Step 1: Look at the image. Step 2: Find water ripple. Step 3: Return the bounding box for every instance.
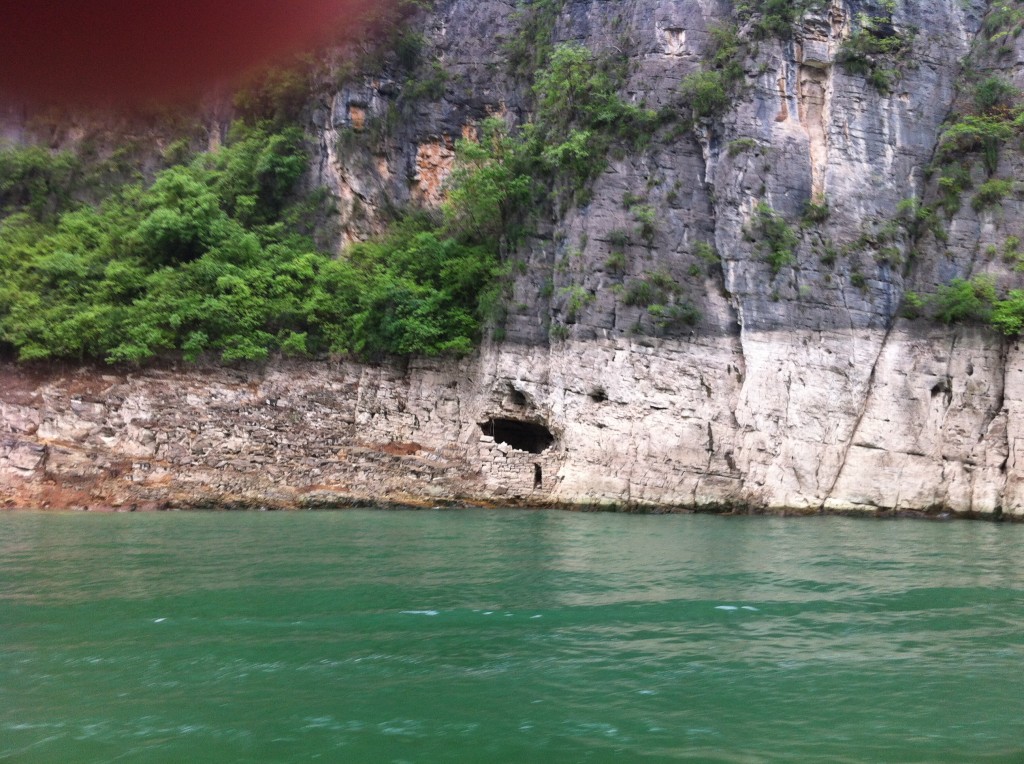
[2,511,1023,762]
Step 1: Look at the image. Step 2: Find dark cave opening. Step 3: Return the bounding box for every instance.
[480,418,554,454]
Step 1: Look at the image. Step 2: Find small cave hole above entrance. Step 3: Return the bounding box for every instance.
[480,418,554,454]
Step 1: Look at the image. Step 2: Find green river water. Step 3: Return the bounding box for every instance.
[1,510,1022,762]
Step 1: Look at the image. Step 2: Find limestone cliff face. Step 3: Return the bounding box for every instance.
[5,0,1024,517]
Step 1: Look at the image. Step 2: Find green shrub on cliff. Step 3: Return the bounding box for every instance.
[443,118,531,249]
[932,276,996,324]
[982,2,1024,43]
[504,0,565,80]
[974,76,1019,114]
[837,14,914,95]
[676,0,833,124]
[680,70,736,121]
[906,275,1024,338]
[936,114,1016,175]
[338,217,501,357]
[0,122,503,364]
[990,290,1024,334]
[751,202,798,276]
[0,146,81,221]
[735,0,828,40]
[679,25,744,121]
[972,178,1015,211]
[523,43,658,197]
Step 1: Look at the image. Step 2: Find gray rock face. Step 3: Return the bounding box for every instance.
[5,0,1024,517]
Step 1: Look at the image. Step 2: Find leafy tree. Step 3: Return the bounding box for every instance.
[0,146,80,220]
[443,118,531,248]
[0,121,504,364]
[679,25,744,121]
[524,43,657,197]
[344,219,501,357]
[932,276,996,324]
[991,290,1024,334]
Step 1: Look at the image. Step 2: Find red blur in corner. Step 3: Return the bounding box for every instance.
[0,0,385,107]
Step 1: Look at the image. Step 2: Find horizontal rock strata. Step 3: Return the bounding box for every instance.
[1,326,1019,517]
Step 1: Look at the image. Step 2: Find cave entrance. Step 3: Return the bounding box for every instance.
[480,418,554,454]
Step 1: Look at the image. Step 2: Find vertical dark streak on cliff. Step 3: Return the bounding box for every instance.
[818,319,898,510]
[990,336,1011,512]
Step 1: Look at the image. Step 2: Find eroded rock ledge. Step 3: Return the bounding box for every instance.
[2,324,1020,518]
